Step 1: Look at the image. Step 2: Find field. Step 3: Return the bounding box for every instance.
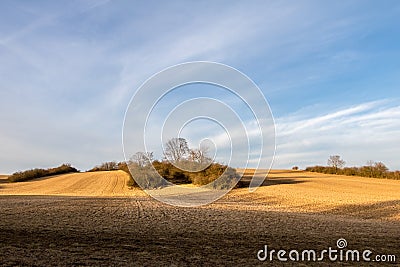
[0,170,399,266]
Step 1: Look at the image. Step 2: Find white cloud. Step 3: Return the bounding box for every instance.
[274,100,400,170]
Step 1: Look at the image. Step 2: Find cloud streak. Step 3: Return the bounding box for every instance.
[275,100,400,170]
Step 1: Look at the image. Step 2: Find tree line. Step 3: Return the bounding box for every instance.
[306,155,400,180]
[8,164,79,182]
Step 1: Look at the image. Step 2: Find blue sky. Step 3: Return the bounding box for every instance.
[1,0,400,173]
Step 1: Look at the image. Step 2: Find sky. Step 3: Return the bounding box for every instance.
[1,0,400,173]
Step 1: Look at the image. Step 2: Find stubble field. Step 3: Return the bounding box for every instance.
[0,170,399,266]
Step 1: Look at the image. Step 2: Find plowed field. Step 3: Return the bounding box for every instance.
[0,170,398,266]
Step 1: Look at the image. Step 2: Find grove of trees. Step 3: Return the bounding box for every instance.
[126,137,240,189]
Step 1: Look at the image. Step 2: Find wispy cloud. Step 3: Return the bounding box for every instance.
[275,100,400,170]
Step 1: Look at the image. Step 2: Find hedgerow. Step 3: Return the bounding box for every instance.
[8,164,79,182]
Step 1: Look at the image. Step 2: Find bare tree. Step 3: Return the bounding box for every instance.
[327,155,345,173]
[131,152,153,167]
[164,138,189,162]
[374,162,388,177]
[188,145,211,164]
[188,149,200,162]
[99,161,118,171]
[366,160,375,177]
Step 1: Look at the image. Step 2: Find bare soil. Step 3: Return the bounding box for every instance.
[0,170,399,266]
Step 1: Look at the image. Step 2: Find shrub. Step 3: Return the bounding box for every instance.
[124,160,240,189]
[88,161,119,172]
[8,164,79,182]
[127,162,165,189]
[205,166,240,190]
[152,160,191,184]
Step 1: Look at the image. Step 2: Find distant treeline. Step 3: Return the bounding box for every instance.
[305,163,400,180]
[8,164,79,182]
[88,161,125,172]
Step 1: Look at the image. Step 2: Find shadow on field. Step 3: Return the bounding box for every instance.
[238,176,307,188]
[327,200,400,220]
[0,178,7,189]
[262,178,307,186]
[269,170,306,174]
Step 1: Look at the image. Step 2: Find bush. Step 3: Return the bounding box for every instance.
[8,164,79,182]
[152,160,191,184]
[205,166,241,190]
[88,161,119,172]
[127,162,165,189]
[124,160,240,189]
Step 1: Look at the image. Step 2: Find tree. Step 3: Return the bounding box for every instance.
[366,160,375,177]
[327,155,345,174]
[102,161,118,171]
[188,146,211,164]
[364,161,388,178]
[373,162,388,177]
[131,152,153,167]
[89,161,118,171]
[164,138,189,162]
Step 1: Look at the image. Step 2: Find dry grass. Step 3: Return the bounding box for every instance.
[0,170,145,197]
